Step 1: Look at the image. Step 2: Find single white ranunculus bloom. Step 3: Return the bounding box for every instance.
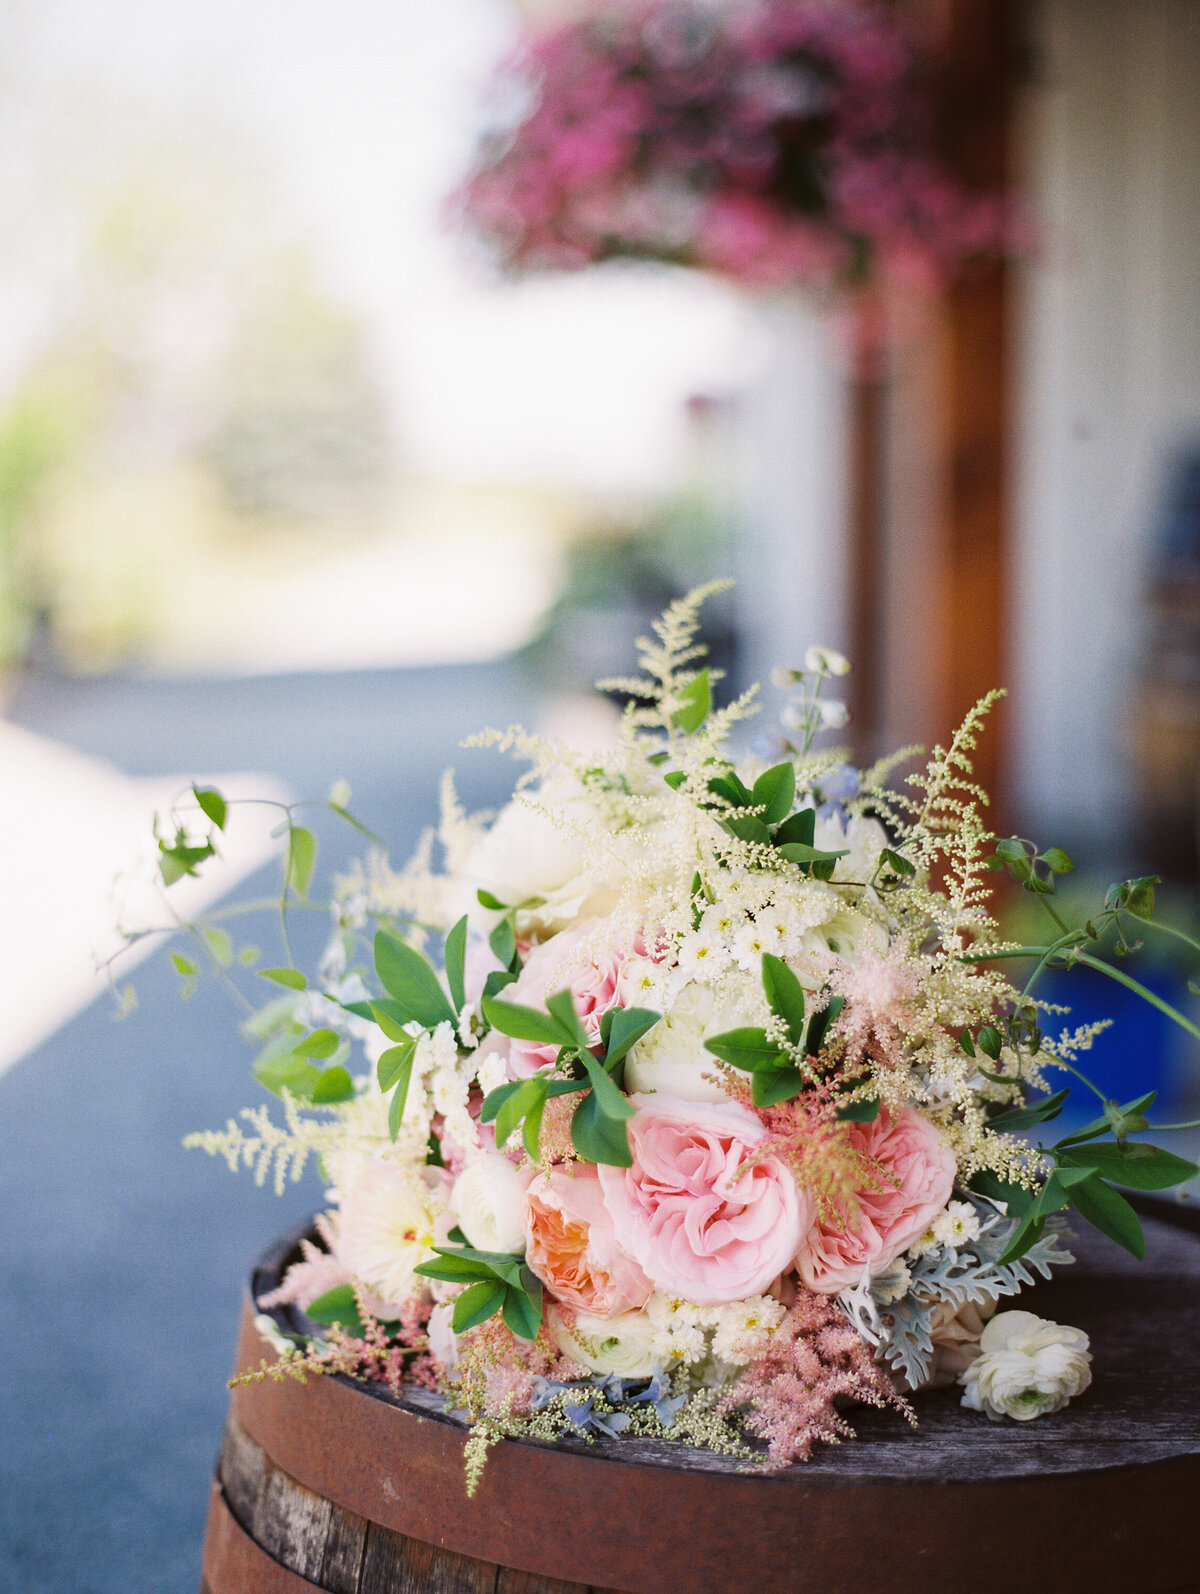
[624,979,764,1102]
[451,1155,532,1254]
[550,1304,660,1377]
[959,1309,1091,1421]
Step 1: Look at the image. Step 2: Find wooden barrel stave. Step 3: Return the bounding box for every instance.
[208,1413,616,1594]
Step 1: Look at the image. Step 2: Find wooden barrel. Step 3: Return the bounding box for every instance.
[202,1198,1200,1594]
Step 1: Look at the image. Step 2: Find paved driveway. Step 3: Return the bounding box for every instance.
[0,661,541,1594]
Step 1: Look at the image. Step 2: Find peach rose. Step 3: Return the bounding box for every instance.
[524,1165,653,1318]
[499,919,634,1078]
[598,1095,813,1306]
[797,1106,956,1294]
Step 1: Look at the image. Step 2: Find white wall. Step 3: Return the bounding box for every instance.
[1014,0,1200,851]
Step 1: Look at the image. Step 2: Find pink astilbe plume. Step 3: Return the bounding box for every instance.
[235,1289,435,1398]
[719,1068,871,1218]
[718,1291,913,1470]
[827,944,922,1075]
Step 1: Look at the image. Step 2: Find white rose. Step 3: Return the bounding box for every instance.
[959,1309,1092,1421]
[427,1300,461,1376]
[451,776,621,937]
[550,1304,660,1377]
[624,979,756,1102]
[451,1156,531,1254]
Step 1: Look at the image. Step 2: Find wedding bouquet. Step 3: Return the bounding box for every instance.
[459,0,1022,295]
[169,586,1196,1485]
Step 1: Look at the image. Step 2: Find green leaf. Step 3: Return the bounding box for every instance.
[304,1284,365,1335]
[752,1067,805,1107]
[976,1025,1003,1061]
[254,1047,321,1102]
[602,1007,661,1069]
[958,1029,976,1057]
[479,1080,523,1124]
[489,917,518,969]
[674,669,711,734]
[1055,1092,1158,1148]
[579,1053,636,1121]
[452,1279,508,1334]
[752,762,796,826]
[761,953,806,1046]
[370,999,417,1043]
[171,952,197,977]
[286,827,316,898]
[721,814,772,846]
[481,995,568,1047]
[494,1078,547,1151]
[260,967,307,991]
[1068,1174,1145,1259]
[312,1065,355,1104]
[663,770,687,792]
[1058,1141,1198,1191]
[968,1168,1034,1217]
[836,1096,881,1123]
[476,889,508,911]
[571,1091,633,1166]
[1041,847,1074,875]
[158,840,215,885]
[482,968,518,1001]
[502,1279,543,1341]
[374,930,456,1031]
[879,848,915,878]
[388,1067,410,1141]
[296,1027,340,1059]
[703,1026,783,1072]
[804,996,844,1057]
[522,1094,548,1162]
[444,915,468,1013]
[774,808,816,849]
[192,785,228,830]
[414,1252,495,1284]
[994,837,1028,863]
[377,1036,416,1093]
[776,842,849,868]
[546,988,591,1052]
[988,1088,1071,1133]
[201,926,234,967]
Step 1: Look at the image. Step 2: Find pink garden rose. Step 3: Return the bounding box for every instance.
[598,1095,812,1306]
[796,1106,956,1294]
[524,1164,653,1318]
[498,919,635,1078]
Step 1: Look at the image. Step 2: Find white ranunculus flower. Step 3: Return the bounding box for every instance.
[550,1304,660,1377]
[451,1155,531,1254]
[624,979,760,1102]
[814,811,889,885]
[450,775,621,938]
[335,1160,451,1315]
[959,1309,1092,1421]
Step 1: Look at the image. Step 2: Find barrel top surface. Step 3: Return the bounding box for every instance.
[250,1196,1200,1487]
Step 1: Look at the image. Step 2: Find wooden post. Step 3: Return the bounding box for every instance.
[854,0,1018,809]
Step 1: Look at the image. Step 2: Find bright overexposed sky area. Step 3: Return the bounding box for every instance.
[1,0,761,495]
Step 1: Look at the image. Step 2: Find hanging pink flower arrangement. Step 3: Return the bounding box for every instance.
[457,0,1021,295]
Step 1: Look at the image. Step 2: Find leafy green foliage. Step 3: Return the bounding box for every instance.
[443,915,468,1013]
[988,1088,1070,1133]
[192,784,227,830]
[414,1239,544,1340]
[673,668,711,733]
[304,1284,366,1336]
[761,953,806,1046]
[260,967,307,991]
[374,931,455,1031]
[479,993,659,1165]
[286,826,317,897]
